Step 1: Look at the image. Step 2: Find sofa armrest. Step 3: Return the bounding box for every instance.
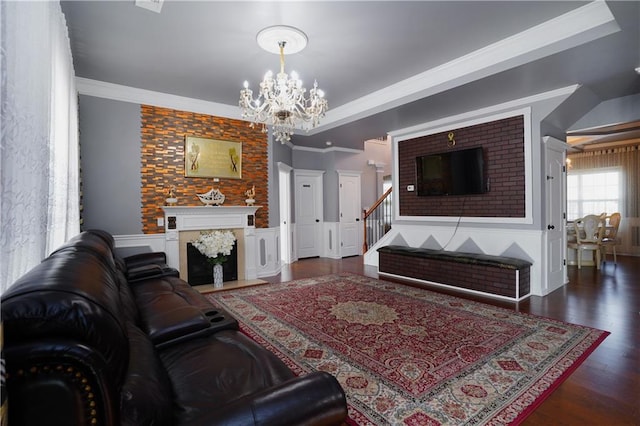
[127,264,179,283]
[124,252,168,269]
[132,277,238,348]
[124,252,179,282]
[203,371,347,426]
[4,339,118,426]
[140,304,212,345]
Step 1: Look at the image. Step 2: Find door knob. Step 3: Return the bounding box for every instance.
[547,225,555,230]
[315,219,320,223]
[356,218,360,222]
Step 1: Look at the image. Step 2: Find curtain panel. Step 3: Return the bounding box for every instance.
[568,144,640,257]
[0,1,79,292]
[567,145,639,217]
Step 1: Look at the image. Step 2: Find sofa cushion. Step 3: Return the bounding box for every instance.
[159,330,295,425]
[377,245,532,269]
[120,324,174,426]
[118,270,141,325]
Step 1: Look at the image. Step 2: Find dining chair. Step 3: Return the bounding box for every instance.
[567,214,606,269]
[601,212,622,264]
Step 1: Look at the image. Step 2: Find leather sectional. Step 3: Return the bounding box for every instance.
[1,230,347,425]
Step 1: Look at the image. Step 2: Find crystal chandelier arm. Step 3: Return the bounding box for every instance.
[239,27,328,143]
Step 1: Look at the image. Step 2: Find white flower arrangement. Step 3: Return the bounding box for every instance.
[191,229,236,265]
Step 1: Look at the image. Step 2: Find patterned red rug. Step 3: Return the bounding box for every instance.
[206,273,608,425]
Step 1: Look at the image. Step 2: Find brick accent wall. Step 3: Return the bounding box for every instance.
[379,252,531,299]
[140,105,268,233]
[398,115,525,217]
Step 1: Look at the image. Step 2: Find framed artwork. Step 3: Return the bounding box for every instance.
[184,136,242,179]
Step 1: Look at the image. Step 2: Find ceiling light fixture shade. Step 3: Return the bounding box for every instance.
[239,26,328,144]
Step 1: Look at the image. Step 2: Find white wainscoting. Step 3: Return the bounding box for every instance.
[323,222,341,259]
[254,228,281,278]
[365,224,546,296]
[114,228,283,279]
[291,223,298,263]
[113,233,167,254]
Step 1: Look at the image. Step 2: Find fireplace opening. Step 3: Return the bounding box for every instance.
[186,241,238,286]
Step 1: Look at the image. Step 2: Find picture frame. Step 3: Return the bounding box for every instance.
[184,136,242,179]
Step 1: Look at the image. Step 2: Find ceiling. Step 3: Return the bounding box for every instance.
[61,1,640,150]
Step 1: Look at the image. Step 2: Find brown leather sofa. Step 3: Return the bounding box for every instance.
[1,230,347,426]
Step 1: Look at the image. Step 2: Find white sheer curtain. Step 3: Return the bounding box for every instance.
[568,145,639,217]
[47,3,80,253]
[0,1,79,292]
[567,145,640,256]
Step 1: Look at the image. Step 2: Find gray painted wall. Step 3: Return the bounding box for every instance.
[289,145,392,222]
[269,138,292,227]
[334,143,391,210]
[76,95,387,233]
[569,93,640,130]
[291,149,339,221]
[322,151,338,222]
[79,95,141,235]
[77,90,630,236]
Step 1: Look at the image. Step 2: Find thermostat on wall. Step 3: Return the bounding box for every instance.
[407,185,415,192]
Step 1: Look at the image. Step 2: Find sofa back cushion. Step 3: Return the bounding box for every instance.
[120,324,174,426]
[49,230,117,268]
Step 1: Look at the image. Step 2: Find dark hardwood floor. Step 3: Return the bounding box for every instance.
[263,255,640,425]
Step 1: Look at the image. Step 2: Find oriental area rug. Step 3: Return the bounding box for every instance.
[206,273,608,425]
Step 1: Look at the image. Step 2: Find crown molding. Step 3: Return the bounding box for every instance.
[305,0,618,134]
[76,77,242,119]
[389,84,579,139]
[291,145,363,154]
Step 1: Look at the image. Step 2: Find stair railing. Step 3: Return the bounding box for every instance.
[363,187,393,253]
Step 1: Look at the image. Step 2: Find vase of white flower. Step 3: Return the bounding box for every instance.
[191,230,236,288]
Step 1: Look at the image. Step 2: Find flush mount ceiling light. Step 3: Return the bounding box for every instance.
[239,25,328,144]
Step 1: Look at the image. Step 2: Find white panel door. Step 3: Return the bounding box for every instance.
[295,171,323,258]
[339,172,361,257]
[545,137,568,293]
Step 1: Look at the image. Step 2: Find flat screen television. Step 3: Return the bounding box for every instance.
[416,147,486,196]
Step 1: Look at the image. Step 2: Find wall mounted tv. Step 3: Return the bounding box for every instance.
[415,146,486,196]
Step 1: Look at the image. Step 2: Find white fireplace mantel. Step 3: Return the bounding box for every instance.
[162,206,261,280]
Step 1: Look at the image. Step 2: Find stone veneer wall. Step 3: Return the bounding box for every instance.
[140,105,268,233]
[398,115,525,217]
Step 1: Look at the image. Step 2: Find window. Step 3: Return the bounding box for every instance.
[567,168,621,221]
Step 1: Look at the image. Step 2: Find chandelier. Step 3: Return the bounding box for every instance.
[239,26,328,144]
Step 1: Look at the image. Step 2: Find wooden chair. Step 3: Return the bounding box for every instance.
[601,212,621,264]
[567,214,606,269]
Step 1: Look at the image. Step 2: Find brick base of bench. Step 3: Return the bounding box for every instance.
[377,246,531,301]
